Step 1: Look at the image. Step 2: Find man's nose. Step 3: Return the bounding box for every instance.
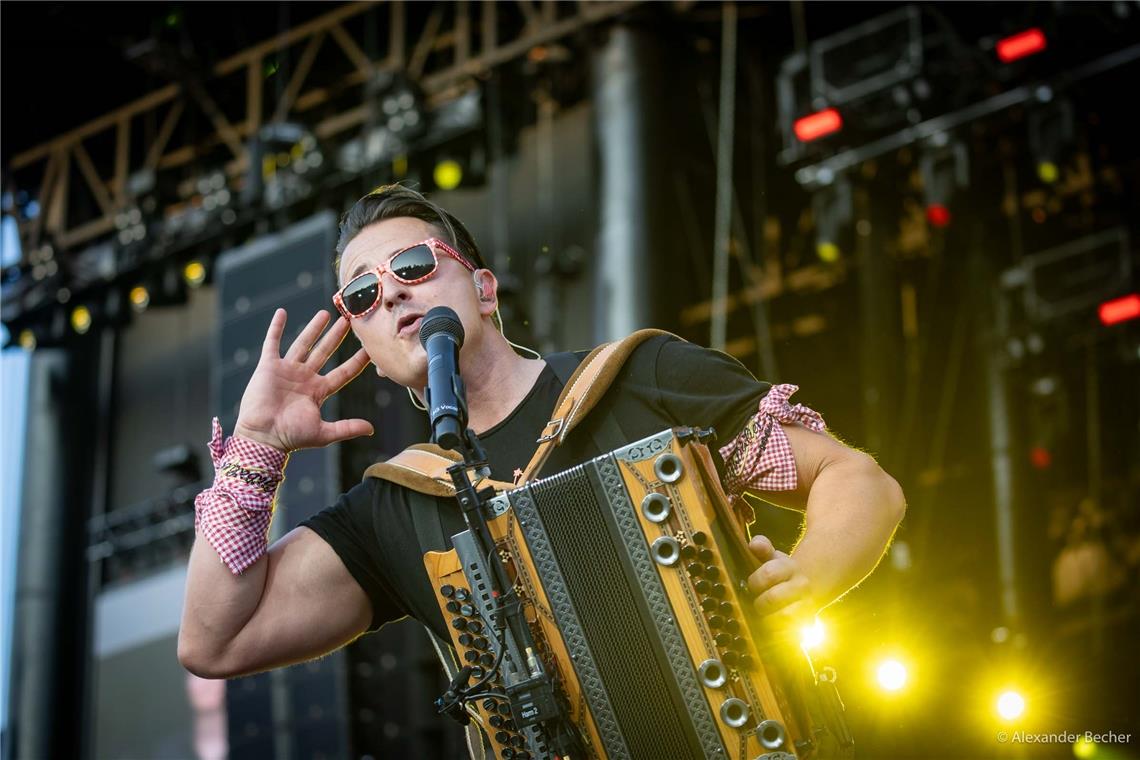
[382,273,412,309]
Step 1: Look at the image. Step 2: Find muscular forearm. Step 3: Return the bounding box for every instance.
[179,532,269,675]
[790,454,906,611]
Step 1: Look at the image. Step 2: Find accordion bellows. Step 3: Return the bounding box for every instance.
[424,427,851,759]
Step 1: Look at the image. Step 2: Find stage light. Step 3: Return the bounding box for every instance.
[434,159,463,191]
[876,659,908,692]
[800,619,826,652]
[129,285,151,312]
[18,329,36,350]
[996,689,1026,721]
[816,242,841,263]
[925,204,952,228]
[997,28,1047,64]
[70,305,93,335]
[1073,736,1097,759]
[1098,293,1140,326]
[183,260,207,288]
[1037,161,1059,184]
[794,108,843,143]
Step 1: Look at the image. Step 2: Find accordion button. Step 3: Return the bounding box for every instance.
[730,636,748,652]
[499,702,512,715]
[501,750,514,760]
[692,531,709,545]
[708,614,726,630]
[686,562,706,576]
[455,588,470,601]
[482,698,499,711]
[722,650,740,667]
[725,619,741,634]
[480,652,496,667]
[470,667,486,679]
[440,584,456,598]
[680,544,697,560]
[715,632,733,648]
[464,650,479,663]
[468,620,484,633]
[739,653,755,669]
[446,601,461,614]
[711,583,728,599]
[458,633,474,646]
[699,548,716,564]
[489,715,504,728]
[516,751,531,759]
[511,735,526,748]
[495,730,511,743]
[473,636,489,650]
[451,618,468,630]
[719,601,734,616]
[694,579,712,595]
[704,565,722,581]
[701,598,719,613]
[459,603,475,617]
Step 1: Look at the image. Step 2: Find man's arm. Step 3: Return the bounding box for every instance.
[179,525,372,679]
[746,422,907,622]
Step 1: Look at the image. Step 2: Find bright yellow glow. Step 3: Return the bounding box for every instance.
[1073,736,1097,759]
[393,154,408,178]
[800,619,825,652]
[183,261,207,287]
[70,305,92,334]
[18,329,36,350]
[1037,161,1059,184]
[129,286,150,311]
[876,659,908,692]
[434,159,463,191]
[817,241,841,263]
[996,690,1026,721]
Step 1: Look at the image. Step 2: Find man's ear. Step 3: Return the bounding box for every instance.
[374,362,387,379]
[473,269,498,316]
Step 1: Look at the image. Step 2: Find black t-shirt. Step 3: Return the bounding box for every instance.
[300,335,770,642]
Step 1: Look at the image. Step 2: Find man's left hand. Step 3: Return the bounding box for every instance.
[746,534,815,624]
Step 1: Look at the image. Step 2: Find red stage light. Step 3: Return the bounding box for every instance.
[1098,293,1140,326]
[996,28,1047,64]
[925,204,952,228]
[1030,446,1052,470]
[794,108,842,142]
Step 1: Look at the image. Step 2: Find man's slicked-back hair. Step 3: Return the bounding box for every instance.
[333,184,487,281]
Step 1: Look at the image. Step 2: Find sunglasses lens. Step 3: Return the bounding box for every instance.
[390,244,437,282]
[342,272,380,315]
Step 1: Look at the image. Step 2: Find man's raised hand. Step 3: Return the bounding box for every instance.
[233,309,374,452]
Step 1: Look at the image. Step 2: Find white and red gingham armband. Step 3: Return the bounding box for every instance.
[193,418,289,575]
[718,384,826,502]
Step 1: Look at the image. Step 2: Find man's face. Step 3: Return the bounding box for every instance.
[338,216,487,388]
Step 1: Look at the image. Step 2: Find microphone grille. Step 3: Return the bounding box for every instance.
[419,306,465,347]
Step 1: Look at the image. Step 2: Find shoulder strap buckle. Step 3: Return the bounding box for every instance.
[536,416,565,443]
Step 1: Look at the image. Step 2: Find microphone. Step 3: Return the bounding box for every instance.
[419,306,467,450]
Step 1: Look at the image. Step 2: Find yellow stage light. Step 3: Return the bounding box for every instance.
[1073,736,1097,759]
[70,305,92,334]
[1037,161,1059,184]
[129,286,150,312]
[800,619,825,652]
[434,159,463,191]
[18,329,36,350]
[817,241,840,263]
[183,261,207,287]
[996,690,1025,721]
[876,659,908,692]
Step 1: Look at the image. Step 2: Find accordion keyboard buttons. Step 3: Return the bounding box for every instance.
[439,584,455,598]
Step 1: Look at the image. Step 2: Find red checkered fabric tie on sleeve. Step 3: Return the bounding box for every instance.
[194,418,289,575]
[718,384,826,503]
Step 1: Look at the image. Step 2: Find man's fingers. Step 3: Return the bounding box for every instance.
[748,535,777,564]
[307,315,351,369]
[284,310,331,363]
[752,575,809,618]
[261,309,287,360]
[317,418,375,446]
[747,554,795,595]
[322,348,372,396]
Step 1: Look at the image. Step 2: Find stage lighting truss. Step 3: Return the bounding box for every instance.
[87,484,202,584]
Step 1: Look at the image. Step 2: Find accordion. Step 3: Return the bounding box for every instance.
[424,427,852,759]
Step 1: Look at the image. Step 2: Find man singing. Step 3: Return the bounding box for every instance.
[178,185,905,727]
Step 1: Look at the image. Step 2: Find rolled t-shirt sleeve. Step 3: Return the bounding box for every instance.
[652,336,771,443]
[300,480,408,632]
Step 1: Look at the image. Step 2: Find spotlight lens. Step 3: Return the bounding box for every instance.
[1037,161,1059,184]
[183,261,207,287]
[876,659,908,692]
[817,242,840,263]
[800,619,825,652]
[71,305,92,334]
[434,160,463,191]
[996,690,1026,721]
[129,286,150,311]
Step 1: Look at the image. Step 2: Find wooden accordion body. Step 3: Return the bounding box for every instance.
[424,427,852,759]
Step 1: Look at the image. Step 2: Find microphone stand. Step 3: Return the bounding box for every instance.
[433,379,583,758]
